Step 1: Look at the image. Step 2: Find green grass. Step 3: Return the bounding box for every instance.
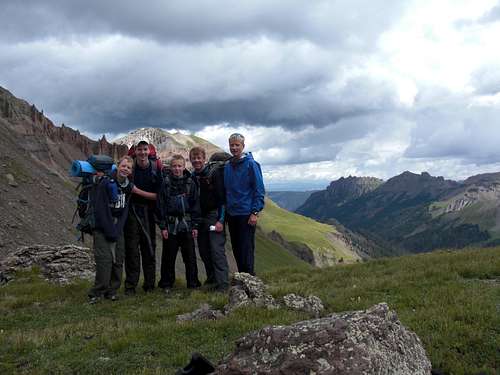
[1,247,499,374]
[254,231,311,272]
[259,198,360,262]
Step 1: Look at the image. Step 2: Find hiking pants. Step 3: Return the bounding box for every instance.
[159,231,201,289]
[198,211,229,289]
[227,214,256,275]
[124,207,156,291]
[89,230,124,298]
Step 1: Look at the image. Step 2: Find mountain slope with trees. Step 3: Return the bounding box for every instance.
[298,171,498,253]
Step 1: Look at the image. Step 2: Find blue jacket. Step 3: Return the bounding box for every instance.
[224,152,265,216]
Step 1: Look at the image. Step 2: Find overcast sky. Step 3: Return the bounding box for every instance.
[2,0,500,190]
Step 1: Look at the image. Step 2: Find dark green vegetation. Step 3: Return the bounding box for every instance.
[298,171,500,254]
[1,247,499,374]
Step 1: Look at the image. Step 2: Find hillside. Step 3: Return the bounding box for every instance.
[267,190,317,211]
[1,247,498,374]
[299,171,500,253]
[0,86,128,255]
[258,198,362,266]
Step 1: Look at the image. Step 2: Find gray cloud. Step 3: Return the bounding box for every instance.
[1,0,500,186]
[0,0,405,47]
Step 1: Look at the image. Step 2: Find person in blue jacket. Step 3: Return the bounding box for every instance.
[224,133,265,275]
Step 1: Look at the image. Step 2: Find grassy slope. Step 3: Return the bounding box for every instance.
[259,197,359,262]
[1,248,499,375]
[254,231,312,272]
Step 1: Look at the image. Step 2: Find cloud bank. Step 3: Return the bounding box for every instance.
[1,0,500,188]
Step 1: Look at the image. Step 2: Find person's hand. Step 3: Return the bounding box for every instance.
[215,221,224,232]
[248,214,258,226]
[161,229,169,240]
[192,229,198,239]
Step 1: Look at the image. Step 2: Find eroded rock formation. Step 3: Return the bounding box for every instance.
[0,244,94,284]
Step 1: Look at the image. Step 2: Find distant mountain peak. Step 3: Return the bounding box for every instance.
[113,127,223,165]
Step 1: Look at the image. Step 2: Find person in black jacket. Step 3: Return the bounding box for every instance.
[190,147,230,292]
[124,141,161,295]
[157,154,201,293]
[88,156,134,303]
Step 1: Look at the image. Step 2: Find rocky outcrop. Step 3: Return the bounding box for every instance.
[0,86,128,168]
[176,273,325,322]
[224,273,280,314]
[114,127,222,168]
[0,245,94,284]
[216,303,432,375]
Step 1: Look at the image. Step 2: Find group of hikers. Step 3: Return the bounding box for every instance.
[86,133,265,304]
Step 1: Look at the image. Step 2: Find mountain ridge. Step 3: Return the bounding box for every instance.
[298,170,498,253]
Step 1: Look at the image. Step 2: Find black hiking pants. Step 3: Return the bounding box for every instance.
[197,211,229,289]
[159,231,201,289]
[227,214,256,275]
[124,206,156,292]
[88,230,124,298]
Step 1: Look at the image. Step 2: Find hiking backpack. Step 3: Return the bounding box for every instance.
[198,160,226,191]
[71,155,116,240]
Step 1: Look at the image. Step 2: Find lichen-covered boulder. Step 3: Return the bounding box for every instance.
[0,244,94,284]
[224,272,279,313]
[282,293,324,317]
[216,303,432,375]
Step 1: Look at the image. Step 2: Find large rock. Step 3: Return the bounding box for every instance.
[224,273,279,314]
[216,303,432,375]
[0,244,94,284]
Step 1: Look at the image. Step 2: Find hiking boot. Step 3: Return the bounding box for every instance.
[105,294,119,302]
[203,278,216,286]
[187,280,201,289]
[124,288,136,296]
[215,285,229,294]
[88,296,100,305]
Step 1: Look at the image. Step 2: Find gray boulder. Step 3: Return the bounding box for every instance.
[224,272,280,314]
[0,244,94,284]
[216,303,432,375]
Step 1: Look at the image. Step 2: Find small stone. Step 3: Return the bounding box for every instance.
[176,303,225,323]
[5,173,18,187]
[19,198,28,204]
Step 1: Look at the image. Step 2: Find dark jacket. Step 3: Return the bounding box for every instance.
[193,162,226,222]
[94,177,133,242]
[224,152,265,216]
[156,169,201,233]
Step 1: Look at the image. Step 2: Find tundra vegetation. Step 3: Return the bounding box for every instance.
[0,247,498,374]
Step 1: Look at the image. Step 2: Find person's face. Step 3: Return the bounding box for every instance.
[229,139,244,158]
[171,159,185,177]
[117,159,133,178]
[190,153,206,172]
[136,144,149,163]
